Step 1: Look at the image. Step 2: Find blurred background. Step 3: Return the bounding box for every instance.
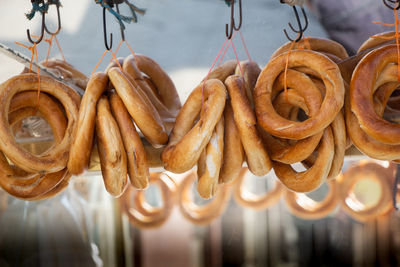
[0,0,399,267]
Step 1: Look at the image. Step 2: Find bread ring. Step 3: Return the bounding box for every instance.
[41,59,89,90]
[123,55,178,120]
[96,96,128,197]
[120,172,176,229]
[346,81,400,160]
[219,101,244,184]
[265,69,324,164]
[205,60,237,82]
[9,91,67,143]
[273,127,335,192]
[271,37,349,61]
[161,79,226,173]
[233,167,283,210]
[68,72,109,175]
[109,91,149,189]
[225,75,272,176]
[178,170,231,225]
[0,74,79,173]
[358,32,396,53]
[350,45,400,144]
[284,179,338,219]
[235,60,261,108]
[105,57,125,74]
[0,92,69,200]
[134,55,181,116]
[339,161,394,222]
[197,116,224,199]
[108,67,168,147]
[255,50,345,140]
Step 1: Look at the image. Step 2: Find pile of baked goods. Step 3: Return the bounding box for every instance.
[0,33,399,224]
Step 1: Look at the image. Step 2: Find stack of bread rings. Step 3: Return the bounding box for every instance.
[162,59,272,201]
[347,35,400,161]
[0,71,80,200]
[68,54,181,197]
[254,38,348,193]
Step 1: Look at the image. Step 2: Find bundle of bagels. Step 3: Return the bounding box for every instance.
[0,32,399,202]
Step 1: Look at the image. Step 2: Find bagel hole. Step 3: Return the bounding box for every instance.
[383,88,400,123]
[13,116,55,155]
[242,170,279,196]
[143,184,163,208]
[345,177,382,211]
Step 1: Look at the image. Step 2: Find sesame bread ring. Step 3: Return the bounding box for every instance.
[225,75,272,176]
[271,37,349,60]
[108,67,168,147]
[197,116,224,199]
[284,179,339,219]
[120,172,176,229]
[178,170,231,225]
[0,74,79,173]
[350,45,400,144]
[109,91,149,189]
[273,127,335,193]
[68,72,109,175]
[134,55,181,116]
[255,50,345,140]
[161,79,226,173]
[219,101,244,184]
[233,167,283,210]
[339,161,394,222]
[96,96,128,197]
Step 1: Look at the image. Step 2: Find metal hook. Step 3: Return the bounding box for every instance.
[102,6,113,50]
[225,0,242,39]
[116,4,125,41]
[44,1,62,35]
[26,1,46,44]
[383,0,400,10]
[281,3,308,42]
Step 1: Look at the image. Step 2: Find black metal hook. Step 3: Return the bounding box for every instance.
[281,1,308,42]
[225,0,242,39]
[26,1,46,44]
[44,1,62,35]
[116,4,125,41]
[102,6,113,50]
[383,0,400,10]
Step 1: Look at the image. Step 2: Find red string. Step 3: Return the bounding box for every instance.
[239,30,252,62]
[231,40,243,76]
[44,34,65,63]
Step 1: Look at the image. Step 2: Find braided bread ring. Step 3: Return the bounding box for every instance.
[109,91,149,189]
[284,179,338,219]
[197,117,224,199]
[255,50,344,140]
[96,96,128,197]
[339,161,394,222]
[68,72,108,175]
[219,101,244,184]
[135,55,181,116]
[108,67,167,147]
[178,170,231,225]
[162,79,226,173]
[120,172,176,229]
[233,167,283,210]
[350,45,400,144]
[225,75,271,176]
[274,127,334,192]
[0,74,79,173]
